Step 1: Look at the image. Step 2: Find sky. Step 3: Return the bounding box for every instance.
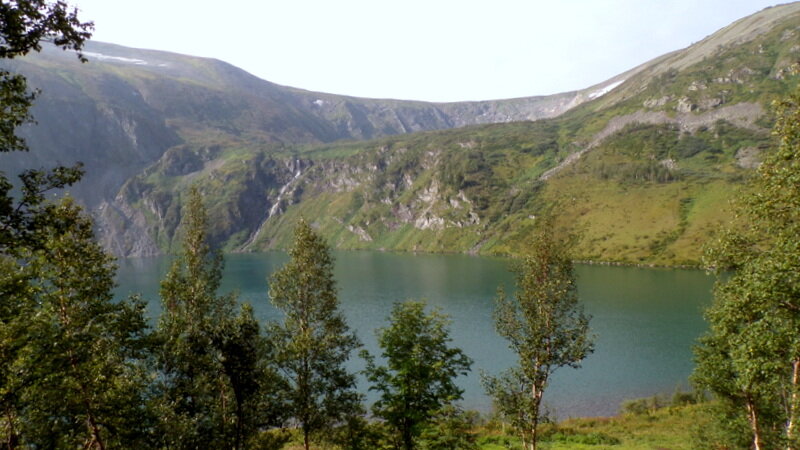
[71,0,785,102]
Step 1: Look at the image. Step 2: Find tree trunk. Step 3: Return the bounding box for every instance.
[530,381,544,450]
[79,378,106,450]
[219,376,228,443]
[402,427,414,450]
[234,391,243,450]
[747,398,764,450]
[83,410,106,450]
[4,405,18,450]
[787,359,800,449]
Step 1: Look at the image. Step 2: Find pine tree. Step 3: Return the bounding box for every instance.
[268,219,363,450]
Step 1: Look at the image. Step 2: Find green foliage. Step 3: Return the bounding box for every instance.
[621,397,664,416]
[155,186,282,448]
[0,3,157,447]
[483,218,593,450]
[602,123,680,160]
[418,406,480,450]
[693,79,800,449]
[0,162,85,254]
[362,300,473,450]
[268,218,363,450]
[690,401,753,450]
[315,416,391,450]
[620,389,701,416]
[0,0,91,153]
[218,304,288,450]
[0,0,93,59]
[544,430,621,445]
[0,0,92,264]
[674,134,714,158]
[474,402,711,449]
[2,198,152,448]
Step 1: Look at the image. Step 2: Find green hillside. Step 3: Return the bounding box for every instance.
[112,113,763,265]
[3,4,798,264]
[103,3,800,266]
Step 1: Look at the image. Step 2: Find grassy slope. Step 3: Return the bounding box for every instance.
[276,403,708,449]
[244,118,761,266]
[481,403,708,449]
[128,115,763,266]
[540,404,706,450]
[116,4,799,265]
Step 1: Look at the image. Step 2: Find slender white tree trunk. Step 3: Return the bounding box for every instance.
[747,399,763,450]
[786,359,800,450]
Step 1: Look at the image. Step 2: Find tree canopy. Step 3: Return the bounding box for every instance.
[156,186,284,449]
[483,219,592,450]
[694,78,800,450]
[362,300,473,450]
[268,219,362,450]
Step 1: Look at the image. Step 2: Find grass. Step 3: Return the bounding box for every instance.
[272,403,708,449]
[534,404,705,449]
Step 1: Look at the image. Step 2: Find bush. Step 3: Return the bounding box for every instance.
[621,395,669,415]
[622,389,701,415]
[544,429,621,445]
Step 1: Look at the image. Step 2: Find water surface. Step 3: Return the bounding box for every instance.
[115,251,713,418]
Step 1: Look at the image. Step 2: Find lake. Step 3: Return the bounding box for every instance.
[114,251,714,418]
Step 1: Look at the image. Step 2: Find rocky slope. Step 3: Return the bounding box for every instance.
[1,40,616,210]
[5,3,800,264]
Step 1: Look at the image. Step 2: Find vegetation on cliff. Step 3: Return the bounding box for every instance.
[99,4,800,266]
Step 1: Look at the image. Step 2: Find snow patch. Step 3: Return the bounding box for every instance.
[588,79,625,99]
[82,51,149,66]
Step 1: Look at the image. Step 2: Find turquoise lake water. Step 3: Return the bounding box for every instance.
[114,250,713,418]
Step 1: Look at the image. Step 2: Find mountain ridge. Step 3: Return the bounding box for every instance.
[2,38,619,209]
[3,2,799,264]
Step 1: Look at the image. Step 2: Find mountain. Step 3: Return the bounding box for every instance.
[4,3,800,264]
[2,40,614,209]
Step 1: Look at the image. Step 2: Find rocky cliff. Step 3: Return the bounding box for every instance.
[3,3,800,265]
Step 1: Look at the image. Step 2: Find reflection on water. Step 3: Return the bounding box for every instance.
[115,251,713,418]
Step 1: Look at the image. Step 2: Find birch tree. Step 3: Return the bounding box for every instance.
[10,198,152,448]
[156,186,283,449]
[362,300,472,450]
[694,78,800,450]
[268,219,362,450]
[0,4,91,443]
[483,220,592,450]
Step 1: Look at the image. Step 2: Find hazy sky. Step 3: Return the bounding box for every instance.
[72,0,783,102]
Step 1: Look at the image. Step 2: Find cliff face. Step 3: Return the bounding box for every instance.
[3,3,800,265]
[98,140,490,257]
[0,39,604,217]
[98,106,763,266]
[5,66,181,209]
